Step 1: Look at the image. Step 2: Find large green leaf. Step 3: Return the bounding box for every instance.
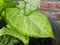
[0,0,55,45]
[5,7,54,38]
[0,27,29,45]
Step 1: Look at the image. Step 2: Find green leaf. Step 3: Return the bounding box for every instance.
[0,0,18,12]
[5,7,54,38]
[0,0,4,12]
[0,35,19,45]
[24,0,40,15]
[0,0,54,45]
[16,2,25,9]
[0,28,29,45]
[0,35,10,45]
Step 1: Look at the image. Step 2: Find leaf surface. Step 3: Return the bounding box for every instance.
[0,27,29,44]
[24,0,40,15]
[0,0,18,12]
[5,7,54,38]
[0,35,19,45]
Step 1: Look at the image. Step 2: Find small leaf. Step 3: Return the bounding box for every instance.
[0,0,4,12]
[0,35,19,45]
[0,28,29,45]
[0,0,18,12]
[24,0,40,15]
